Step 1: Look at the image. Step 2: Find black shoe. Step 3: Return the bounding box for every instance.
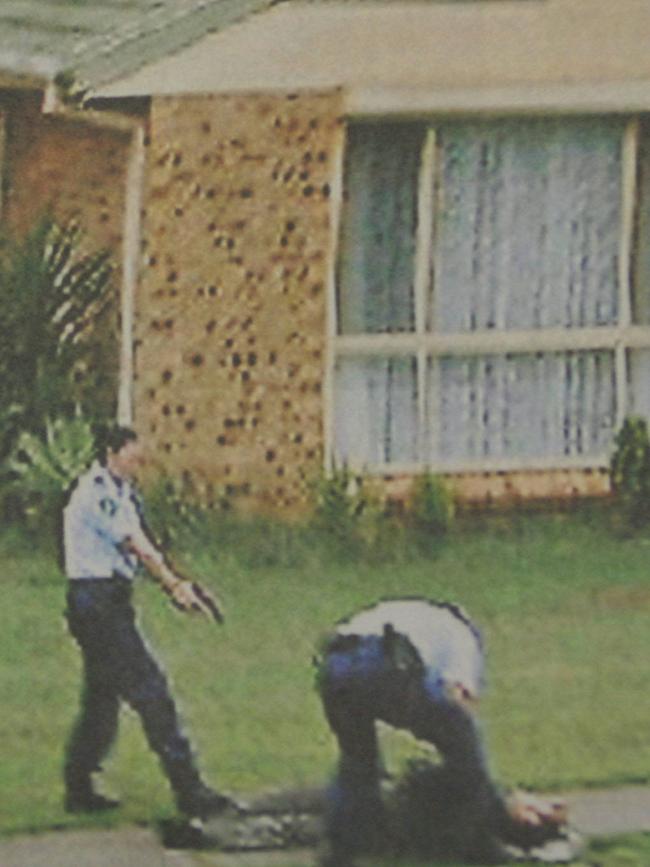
[177,785,241,820]
[159,817,208,850]
[64,791,121,813]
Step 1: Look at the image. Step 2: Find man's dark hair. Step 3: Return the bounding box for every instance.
[94,423,138,462]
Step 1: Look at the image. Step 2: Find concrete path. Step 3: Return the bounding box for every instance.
[563,785,650,837]
[0,827,313,867]
[2,786,650,867]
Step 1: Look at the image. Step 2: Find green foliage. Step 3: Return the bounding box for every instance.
[145,474,346,571]
[0,216,114,458]
[587,833,650,867]
[5,413,96,526]
[142,467,456,570]
[310,467,456,558]
[610,416,650,527]
[409,472,455,536]
[0,216,114,528]
[310,464,386,556]
[143,476,217,551]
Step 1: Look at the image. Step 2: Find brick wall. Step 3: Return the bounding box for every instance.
[4,93,129,248]
[381,468,610,510]
[136,90,344,513]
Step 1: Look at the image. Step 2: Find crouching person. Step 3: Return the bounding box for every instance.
[315,597,566,866]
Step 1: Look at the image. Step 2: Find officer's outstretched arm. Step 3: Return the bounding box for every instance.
[122,533,224,622]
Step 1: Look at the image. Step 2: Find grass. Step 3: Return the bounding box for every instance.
[1,505,650,860]
[261,832,650,867]
[366,833,650,867]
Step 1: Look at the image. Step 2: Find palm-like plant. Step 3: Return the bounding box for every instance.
[6,413,96,521]
[0,217,114,458]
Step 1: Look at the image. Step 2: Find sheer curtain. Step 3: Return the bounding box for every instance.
[334,118,624,468]
[630,122,650,420]
[430,352,616,463]
[429,118,623,463]
[335,356,419,466]
[432,118,623,333]
[337,123,424,335]
[335,123,424,466]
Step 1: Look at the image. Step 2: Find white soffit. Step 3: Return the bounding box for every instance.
[348,81,650,117]
[95,0,650,112]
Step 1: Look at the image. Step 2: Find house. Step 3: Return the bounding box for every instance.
[2,0,650,513]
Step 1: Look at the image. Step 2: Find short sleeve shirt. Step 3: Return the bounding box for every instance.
[63,460,146,579]
[336,598,485,701]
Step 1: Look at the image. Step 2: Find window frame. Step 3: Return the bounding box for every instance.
[326,114,650,475]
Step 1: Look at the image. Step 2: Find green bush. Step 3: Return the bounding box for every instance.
[610,416,650,528]
[409,472,455,537]
[144,468,454,571]
[143,475,216,550]
[0,216,115,528]
[0,216,114,459]
[310,464,386,557]
[4,413,96,528]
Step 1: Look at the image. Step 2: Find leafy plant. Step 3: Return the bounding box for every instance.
[610,416,650,528]
[5,413,96,525]
[310,464,385,556]
[0,216,114,458]
[143,476,216,549]
[409,472,455,536]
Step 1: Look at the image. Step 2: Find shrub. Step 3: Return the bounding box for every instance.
[409,472,455,536]
[0,216,114,459]
[4,413,96,529]
[610,416,650,528]
[143,475,214,549]
[310,464,386,557]
[143,477,327,571]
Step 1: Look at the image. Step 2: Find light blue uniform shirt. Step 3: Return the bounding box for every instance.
[63,460,149,580]
[336,598,485,701]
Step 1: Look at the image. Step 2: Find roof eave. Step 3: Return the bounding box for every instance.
[72,0,277,96]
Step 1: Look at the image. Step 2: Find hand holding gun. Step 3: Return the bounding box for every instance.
[164,575,225,623]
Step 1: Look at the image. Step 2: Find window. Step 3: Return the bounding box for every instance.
[331,116,650,472]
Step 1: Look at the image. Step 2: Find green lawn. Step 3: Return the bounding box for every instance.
[274,832,650,867]
[1,507,650,857]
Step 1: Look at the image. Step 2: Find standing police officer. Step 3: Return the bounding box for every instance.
[62,424,230,820]
[316,597,565,866]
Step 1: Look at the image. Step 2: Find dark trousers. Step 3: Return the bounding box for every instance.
[64,578,206,811]
[317,634,509,863]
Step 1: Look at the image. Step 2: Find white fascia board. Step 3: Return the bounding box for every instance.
[346,80,650,119]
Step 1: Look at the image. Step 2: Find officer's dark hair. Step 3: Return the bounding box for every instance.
[94,423,138,463]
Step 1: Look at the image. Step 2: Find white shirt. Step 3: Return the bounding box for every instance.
[63,461,156,579]
[336,598,485,699]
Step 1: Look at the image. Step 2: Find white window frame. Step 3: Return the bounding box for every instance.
[326,114,650,475]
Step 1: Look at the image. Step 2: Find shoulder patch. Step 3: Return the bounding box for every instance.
[100,497,117,517]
